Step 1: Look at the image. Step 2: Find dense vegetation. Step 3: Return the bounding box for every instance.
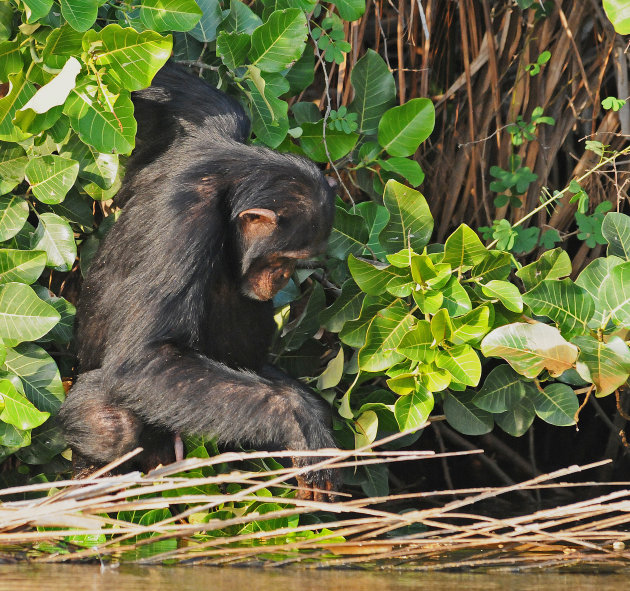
[0,0,628,503]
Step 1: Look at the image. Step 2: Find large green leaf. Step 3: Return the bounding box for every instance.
[530,383,578,426]
[397,320,435,363]
[394,385,433,431]
[0,283,60,346]
[300,121,359,163]
[0,378,49,430]
[516,248,572,290]
[245,75,288,148]
[0,144,29,195]
[602,212,630,259]
[330,0,366,21]
[378,179,433,254]
[435,344,481,387]
[0,41,23,80]
[603,0,630,33]
[60,135,119,190]
[377,98,435,157]
[32,285,76,344]
[31,212,77,271]
[358,302,415,372]
[470,251,512,282]
[189,0,224,42]
[443,224,488,268]
[328,205,369,259]
[574,335,630,397]
[84,25,172,92]
[355,201,389,260]
[339,293,394,347]
[441,276,472,318]
[216,31,250,70]
[348,254,405,295]
[348,49,396,135]
[0,249,46,285]
[601,262,630,326]
[444,391,493,436]
[0,195,28,241]
[379,157,425,187]
[495,396,535,436]
[450,306,492,345]
[2,343,65,413]
[523,279,594,338]
[224,0,261,34]
[576,255,623,328]
[473,364,530,413]
[249,9,307,73]
[319,279,363,332]
[481,322,579,378]
[0,72,36,142]
[140,0,203,32]
[59,0,98,32]
[42,24,84,69]
[481,280,523,313]
[63,81,136,153]
[25,155,79,204]
[22,0,53,23]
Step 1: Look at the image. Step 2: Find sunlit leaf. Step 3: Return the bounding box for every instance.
[574,335,630,397]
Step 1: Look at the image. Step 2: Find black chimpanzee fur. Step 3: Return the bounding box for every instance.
[58,64,338,496]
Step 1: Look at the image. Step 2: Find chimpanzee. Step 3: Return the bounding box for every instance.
[58,64,339,500]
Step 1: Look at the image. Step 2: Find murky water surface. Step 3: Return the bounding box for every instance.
[0,564,629,591]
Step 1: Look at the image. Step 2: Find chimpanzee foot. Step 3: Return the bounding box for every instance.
[292,456,339,502]
[295,475,337,502]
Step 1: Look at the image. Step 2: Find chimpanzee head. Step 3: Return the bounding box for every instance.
[233,152,336,301]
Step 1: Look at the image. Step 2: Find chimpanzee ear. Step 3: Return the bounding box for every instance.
[238,208,278,241]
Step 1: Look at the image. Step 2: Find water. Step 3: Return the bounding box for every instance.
[0,564,628,591]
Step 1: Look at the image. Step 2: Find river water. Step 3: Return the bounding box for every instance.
[0,564,628,590]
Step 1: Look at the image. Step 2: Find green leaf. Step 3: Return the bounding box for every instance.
[300,120,358,162]
[0,72,36,142]
[473,364,530,413]
[441,276,472,318]
[379,157,425,187]
[377,98,435,157]
[495,396,535,436]
[348,49,396,135]
[0,249,46,285]
[444,391,493,436]
[435,344,481,387]
[0,283,60,346]
[601,261,630,326]
[25,155,79,205]
[575,335,630,397]
[397,320,435,363]
[358,302,415,372]
[22,0,53,23]
[450,306,491,345]
[2,343,66,413]
[516,248,572,290]
[394,385,433,430]
[319,279,363,332]
[0,422,30,448]
[530,383,578,426]
[0,41,23,80]
[330,0,366,20]
[523,279,594,338]
[328,206,369,259]
[0,195,28,242]
[224,0,261,34]
[0,144,29,195]
[348,255,404,295]
[249,9,307,73]
[216,31,250,70]
[0,378,49,430]
[245,75,288,148]
[355,201,389,260]
[32,285,75,344]
[443,224,488,268]
[603,0,630,34]
[42,24,84,69]
[481,280,523,313]
[339,293,394,347]
[317,348,344,390]
[59,0,98,32]
[602,212,630,259]
[85,25,172,92]
[140,0,203,32]
[379,180,433,255]
[63,81,136,153]
[60,135,119,190]
[189,0,224,42]
[354,409,378,448]
[481,322,579,378]
[31,212,77,271]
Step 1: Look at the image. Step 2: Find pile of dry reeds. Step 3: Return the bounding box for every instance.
[2,443,630,571]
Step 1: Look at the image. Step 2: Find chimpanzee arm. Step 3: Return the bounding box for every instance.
[107,344,336,459]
